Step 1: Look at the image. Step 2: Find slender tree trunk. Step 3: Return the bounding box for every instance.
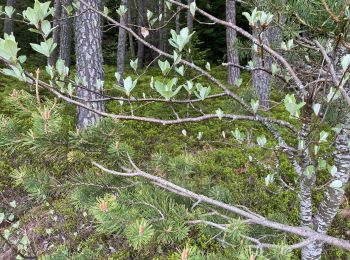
[158,0,166,52]
[301,47,350,259]
[187,0,194,32]
[4,0,16,35]
[59,0,74,67]
[127,0,135,59]
[117,0,128,84]
[226,0,240,85]
[137,0,145,68]
[48,0,62,66]
[175,0,181,34]
[252,28,271,108]
[75,0,105,129]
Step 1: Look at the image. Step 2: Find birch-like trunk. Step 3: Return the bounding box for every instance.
[48,0,61,66]
[59,0,74,68]
[226,0,240,85]
[4,0,16,35]
[75,0,105,129]
[117,0,128,84]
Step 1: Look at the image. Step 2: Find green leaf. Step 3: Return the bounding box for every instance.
[250,99,259,114]
[189,1,196,17]
[116,5,127,16]
[257,135,267,146]
[329,180,343,190]
[215,108,224,119]
[10,200,16,208]
[304,165,315,179]
[175,65,185,76]
[130,58,138,72]
[205,62,211,71]
[319,131,328,143]
[312,103,321,116]
[3,229,10,239]
[158,60,171,75]
[41,20,52,37]
[284,94,305,118]
[265,174,274,186]
[30,38,57,57]
[4,6,15,18]
[341,54,350,71]
[0,213,4,224]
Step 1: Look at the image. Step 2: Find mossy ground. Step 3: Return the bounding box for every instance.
[0,64,349,259]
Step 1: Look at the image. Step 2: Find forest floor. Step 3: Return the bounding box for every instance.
[0,64,349,259]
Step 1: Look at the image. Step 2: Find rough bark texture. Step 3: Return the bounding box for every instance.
[187,0,194,32]
[252,28,271,108]
[175,0,181,34]
[226,0,240,85]
[127,0,135,59]
[4,0,16,35]
[117,0,128,83]
[301,46,350,258]
[158,0,166,52]
[137,0,145,68]
[48,0,62,66]
[75,0,105,129]
[59,0,74,67]
[301,116,350,259]
[299,107,314,229]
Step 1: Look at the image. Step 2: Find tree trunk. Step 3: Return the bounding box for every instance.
[59,0,74,67]
[48,0,62,66]
[117,0,128,84]
[187,0,194,32]
[4,0,16,35]
[176,0,181,34]
[158,0,166,52]
[137,0,145,68]
[75,0,105,129]
[226,0,240,85]
[252,28,271,108]
[127,0,135,59]
[301,47,350,259]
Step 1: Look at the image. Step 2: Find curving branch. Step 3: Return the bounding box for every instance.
[92,158,350,251]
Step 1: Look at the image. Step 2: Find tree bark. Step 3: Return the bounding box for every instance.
[158,0,166,52]
[59,0,74,67]
[3,0,16,35]
[75,0,105,129]
[175,0,181,34]
[48,0,62,66]
[252,28,271,108]
[301,46,350,259]
[127,0,135,59]
[117,0,128,84]
[226,0,240,85]
[187,0,194,32]
[137,0,145,68]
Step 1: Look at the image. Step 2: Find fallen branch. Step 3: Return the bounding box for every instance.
[92,158,350,251]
